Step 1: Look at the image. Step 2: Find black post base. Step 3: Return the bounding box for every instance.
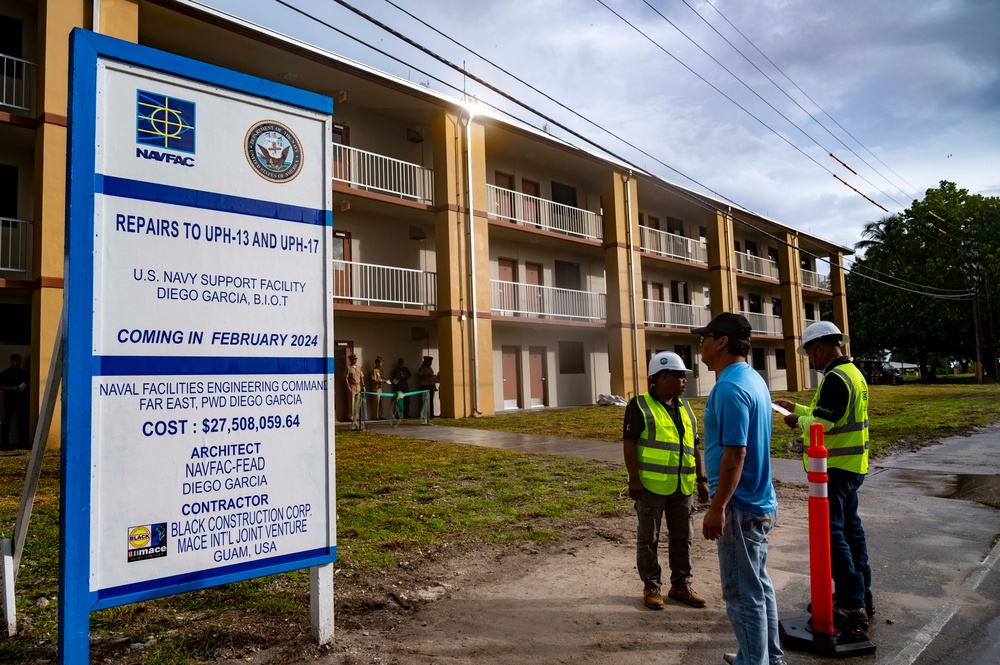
[779,616,876,658]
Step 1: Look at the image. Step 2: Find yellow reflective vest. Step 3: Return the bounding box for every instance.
[635,393,698,496]
[799,362,870,474]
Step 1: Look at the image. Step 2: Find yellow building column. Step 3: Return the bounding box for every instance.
[96,0,139,41]
[601,172,644,400]
[430,109,493,418]
[705,209,735,314]
[829,251,850,356]
[778,232,806,391]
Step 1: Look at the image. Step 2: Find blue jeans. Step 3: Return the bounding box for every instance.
[717,505,783,665]
[827,469,871,608]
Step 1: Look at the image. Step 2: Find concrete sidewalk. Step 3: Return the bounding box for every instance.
[356,420,808,484]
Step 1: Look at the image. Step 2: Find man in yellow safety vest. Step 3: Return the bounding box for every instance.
[774,320,873,629]
[623,351,710,610]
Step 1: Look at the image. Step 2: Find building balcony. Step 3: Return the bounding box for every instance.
[490,279,606,322]
[0,218,31,276]
[801,268,831,291]
[332,144,434,205]
[643,300,710,329]
[735,252,779,280]
[742,311,783,336]
[1,54,35,114]
[639,227,707,264]
[486,185,603,240]
[333,260,436,309]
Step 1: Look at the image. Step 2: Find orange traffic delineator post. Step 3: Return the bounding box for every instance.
[779,423,876,657]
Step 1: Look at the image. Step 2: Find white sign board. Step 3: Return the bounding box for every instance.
[63,32,334,657]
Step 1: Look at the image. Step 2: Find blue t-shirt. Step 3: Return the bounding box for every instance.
[703,361,777,514]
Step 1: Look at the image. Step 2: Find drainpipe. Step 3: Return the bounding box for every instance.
[624,171,640,398]
[725,206,736,311]
[460,107,482,415]
[93,0,100,33]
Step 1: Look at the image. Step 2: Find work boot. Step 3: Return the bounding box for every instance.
[667,585,707,608]
[643,586,664,610]
[833,602,870,631]
[724,655,786,665]
[865,591,876,618]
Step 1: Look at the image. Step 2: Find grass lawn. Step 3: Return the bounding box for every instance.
[1,380,998,661]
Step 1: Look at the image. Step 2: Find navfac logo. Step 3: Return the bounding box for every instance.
[136,89,196,154]
[127,522,168,563]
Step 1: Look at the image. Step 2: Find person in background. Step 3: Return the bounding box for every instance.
[0,353,30,451]
[370,356,387,420]
[623,351,710,611]
[417,356,438,418]
[774,320,873,628]
[345,353,365,426]
[392,357,412,418]
[695,313,785,665]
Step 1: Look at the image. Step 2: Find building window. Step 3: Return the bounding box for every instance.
[674,345,692,371]
[772,298,782,316]
[699,226,708,242]
[775,349,786,369]
[752,347,766,371]
[702,286,711,307]
[554,260,581,290]
[558,341,585,374]
[805,302,815,320]
[551,181,577,207]
[748,293,762,314]
[0,16,23,59]
[671,280,689,304]
[666,216,684,236]
[0,304,30,344]
[745,240,758,256]
[0,164,17,218]
[768,247,779,263]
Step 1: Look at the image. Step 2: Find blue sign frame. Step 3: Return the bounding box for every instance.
[62,29,334,663]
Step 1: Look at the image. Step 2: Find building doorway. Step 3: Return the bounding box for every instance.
[528,346,548,407]
[501,345,522,410]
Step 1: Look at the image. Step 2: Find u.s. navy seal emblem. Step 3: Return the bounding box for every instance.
[245,120,303,182]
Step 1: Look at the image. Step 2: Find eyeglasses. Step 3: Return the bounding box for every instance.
[667,370,688,379]
[699,334,715,344]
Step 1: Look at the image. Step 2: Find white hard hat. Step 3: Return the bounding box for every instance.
[798,321,849,355]
[648,351,689,377]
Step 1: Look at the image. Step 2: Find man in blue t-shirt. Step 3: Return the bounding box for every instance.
[694,313,784,665]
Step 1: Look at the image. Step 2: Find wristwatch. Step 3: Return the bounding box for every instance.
[697,476,708,483]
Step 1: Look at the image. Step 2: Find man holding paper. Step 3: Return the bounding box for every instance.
[773,320,873,629]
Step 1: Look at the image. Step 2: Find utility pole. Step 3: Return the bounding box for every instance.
[965,221,984,385]
[984,270,1000,382]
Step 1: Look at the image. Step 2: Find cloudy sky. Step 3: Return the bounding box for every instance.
[201,0,1000,260]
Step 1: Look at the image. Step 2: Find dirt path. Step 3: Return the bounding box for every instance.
[212,480,809,665]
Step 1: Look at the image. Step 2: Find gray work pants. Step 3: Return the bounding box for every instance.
[635,487,694,589]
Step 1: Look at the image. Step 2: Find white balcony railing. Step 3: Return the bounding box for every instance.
[0,218,31,275]
[802,268,831,291]
[486,185,603,240]
[742,311,783,336]
[643,300,710,329]
[332,144,434,204]
[333,260,436,309]
[639,227,707,264]
[490,279,606,322]
[1,54,35,113]
[735,252,779,280]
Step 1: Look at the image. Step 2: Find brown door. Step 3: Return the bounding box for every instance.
[528,346,547,407]
[502,346,521,409]
[522,179,540,227]
[651,281,664,326]
[498,258,517,314]
[495,171,515,220]
[334,341,353,422]
[525,261,543,316]
[333,231,352,304]
[332,123,350,182]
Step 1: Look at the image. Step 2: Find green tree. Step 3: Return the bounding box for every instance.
[847,181,1000,379]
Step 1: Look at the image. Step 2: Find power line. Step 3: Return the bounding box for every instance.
[637,0,909,211]
[273,0,958,299]
[699,0,921,198]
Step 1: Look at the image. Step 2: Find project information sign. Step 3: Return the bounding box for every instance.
[63,29,335,634]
